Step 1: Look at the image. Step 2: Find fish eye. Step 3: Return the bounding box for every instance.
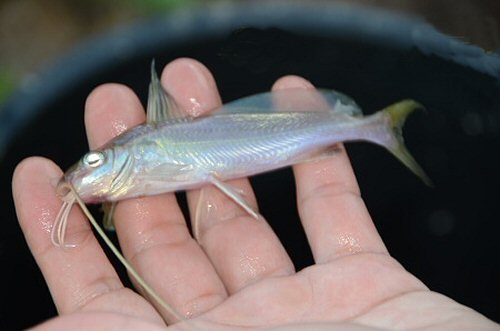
[83,151,105,168]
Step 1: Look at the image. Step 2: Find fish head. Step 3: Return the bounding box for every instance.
[58,148,130,203]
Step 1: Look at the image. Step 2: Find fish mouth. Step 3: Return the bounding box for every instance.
[56,177,72,198]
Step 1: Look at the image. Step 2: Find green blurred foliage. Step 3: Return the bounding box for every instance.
[124,0,201,13]
[0,0,202,105]
[0,69,17,106]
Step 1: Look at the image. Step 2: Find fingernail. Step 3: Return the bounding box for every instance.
[273,75,314,90]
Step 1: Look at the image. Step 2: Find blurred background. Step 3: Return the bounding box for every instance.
[1,0,500,103]
[1,0,500,329]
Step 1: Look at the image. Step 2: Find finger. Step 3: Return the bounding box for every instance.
[84,83,145,148]
[84,76,226,321]
[12,157,162,324]
[272,76,388,263]
[162,59,295,294]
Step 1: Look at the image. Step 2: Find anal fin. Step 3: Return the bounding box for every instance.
[295,144,343,165]
[102,202,117,231]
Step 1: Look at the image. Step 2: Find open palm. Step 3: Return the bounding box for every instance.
[12,58,497,331]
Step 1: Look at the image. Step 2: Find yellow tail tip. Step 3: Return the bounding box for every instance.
[382,99,433,187]
[385,99,425,128]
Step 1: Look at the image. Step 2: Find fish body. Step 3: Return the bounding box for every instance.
[68,109,388,203]
[57,64,430,237]
[51,64,431,323]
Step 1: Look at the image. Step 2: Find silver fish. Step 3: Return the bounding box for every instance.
[54,64,430,247]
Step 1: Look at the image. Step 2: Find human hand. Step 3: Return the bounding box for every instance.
[12,58,498,331]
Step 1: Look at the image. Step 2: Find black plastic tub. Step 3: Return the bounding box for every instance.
[1,2,499,329]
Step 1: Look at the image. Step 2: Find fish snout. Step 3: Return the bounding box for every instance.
[56,178,72,198]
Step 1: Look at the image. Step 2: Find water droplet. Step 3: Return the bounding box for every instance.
[337,233,361,253]
[239,255,264,279]
[111,120,128,136]
[39,207,53,233]
[188,97,203,116]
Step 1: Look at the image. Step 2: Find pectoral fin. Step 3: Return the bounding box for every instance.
[102,202,117,231]
[193,177,260,241]
[146,60,186,123]
[142,163,195,182]
[208,176,259,219]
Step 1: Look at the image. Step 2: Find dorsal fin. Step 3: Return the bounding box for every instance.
[214,88,363,117]
[146,60,186,123]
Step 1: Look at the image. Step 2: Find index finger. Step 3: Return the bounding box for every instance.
[84,61,228,321]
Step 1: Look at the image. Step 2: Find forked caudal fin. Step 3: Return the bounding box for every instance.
[381,100,433,186]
